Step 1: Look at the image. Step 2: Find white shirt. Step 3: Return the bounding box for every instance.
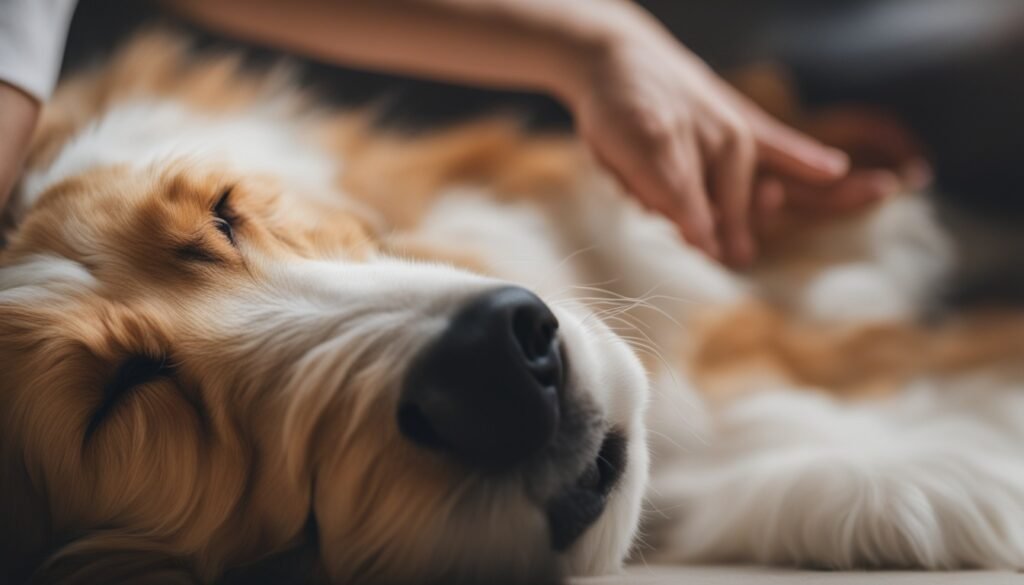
[0,0,78,101]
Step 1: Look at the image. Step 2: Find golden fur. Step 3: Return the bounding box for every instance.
[4,30,1024,584]
[3,32,604,584]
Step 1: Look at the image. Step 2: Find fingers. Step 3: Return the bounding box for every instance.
[648,138,720,258]
[776,169,901,216]
[754,113,850,183]
[731,89,850,185]
[756,176,786,213]
[752,176,787,236]
[589,132,720,260]
[805,106,923,169]
[708,123,758,266]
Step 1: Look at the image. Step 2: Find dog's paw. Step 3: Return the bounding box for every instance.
[646,389,1024,569]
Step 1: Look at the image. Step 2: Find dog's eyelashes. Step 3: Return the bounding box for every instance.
[214,217,235,246]
[176,188,239,263]
[213,187,237,246]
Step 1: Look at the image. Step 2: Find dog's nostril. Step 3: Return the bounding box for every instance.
[397,403,443,449]
[512,304,559,363]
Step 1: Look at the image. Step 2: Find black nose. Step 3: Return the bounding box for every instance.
[399,286,564,470]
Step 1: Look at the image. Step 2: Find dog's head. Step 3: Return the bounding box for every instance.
[0,103,648,584]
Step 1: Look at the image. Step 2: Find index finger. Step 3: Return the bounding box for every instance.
[591,136,720,259]
[754,114,850,184]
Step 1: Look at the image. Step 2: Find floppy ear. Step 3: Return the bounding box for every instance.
[0,303,57,584]
[0,303,108,584]
[29,534,199,585]
[0,329,197,585]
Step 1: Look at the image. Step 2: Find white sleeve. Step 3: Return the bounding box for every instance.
[0,0,79,101]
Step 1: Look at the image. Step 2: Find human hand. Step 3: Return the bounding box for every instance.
[562,11,850,266]
[800,106,931,192]
[752,105,932,236]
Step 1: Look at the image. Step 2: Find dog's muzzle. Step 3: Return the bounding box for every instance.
[398,286,564,470]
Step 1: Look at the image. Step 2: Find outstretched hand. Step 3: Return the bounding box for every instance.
[564,15,879,266]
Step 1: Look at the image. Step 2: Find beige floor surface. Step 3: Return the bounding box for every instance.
[576,566,1023,584]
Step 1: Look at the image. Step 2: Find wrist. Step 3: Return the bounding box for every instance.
[537,1,662,108]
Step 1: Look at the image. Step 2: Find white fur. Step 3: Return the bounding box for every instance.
[21,100,340,207]
[802,196,953,321]
[647,376,1024,569]
[411,163,1024,572]
[621,193,1024,570]
[12,79,1024,580]
[10,95,651,582]
[0,254,97,304]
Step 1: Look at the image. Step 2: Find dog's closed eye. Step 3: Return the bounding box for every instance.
[84,355,175,442]
[175,188,239,263]
[213,187,237,246]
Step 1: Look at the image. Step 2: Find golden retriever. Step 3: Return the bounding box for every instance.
[4,31,1024,585]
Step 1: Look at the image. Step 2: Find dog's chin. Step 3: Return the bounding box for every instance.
[561,430,647,577]
[551,308,650,577]
[547,430,628,550]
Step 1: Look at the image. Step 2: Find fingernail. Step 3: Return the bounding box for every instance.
[820,148,850,175]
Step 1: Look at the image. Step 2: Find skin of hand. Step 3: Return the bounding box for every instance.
[170,0,856,266]
[0,82,40,211]
[729,67,930,239]
[564,14,852,266]
[755,118,928,233]
[801,105,932,191]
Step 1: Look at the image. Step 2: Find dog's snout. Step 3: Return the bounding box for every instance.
[399,286,564,469]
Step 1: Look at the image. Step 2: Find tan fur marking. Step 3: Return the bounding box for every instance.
[385,235,491,275]
[336,120,585,229]
[692,302,1024,401]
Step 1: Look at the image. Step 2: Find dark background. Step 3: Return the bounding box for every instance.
[63,0,1024,217]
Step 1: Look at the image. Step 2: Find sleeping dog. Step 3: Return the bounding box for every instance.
[4,32,1024,584]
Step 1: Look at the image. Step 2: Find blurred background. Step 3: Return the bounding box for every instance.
[63,0,1024,299]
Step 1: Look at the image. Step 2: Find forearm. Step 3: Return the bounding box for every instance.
[0,82,40,208]
[168,0,658,104]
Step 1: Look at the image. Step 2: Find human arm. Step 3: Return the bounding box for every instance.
[0,83,39,209]
[170,0,853,264]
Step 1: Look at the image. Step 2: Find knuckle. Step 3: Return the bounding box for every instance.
[672,107,695,129]
[662,157,695,183]
[717,115,755,155]
[646,127,676,154]
[636,110,685,151]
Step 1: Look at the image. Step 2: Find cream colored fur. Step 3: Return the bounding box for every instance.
[3,32,1024,585]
